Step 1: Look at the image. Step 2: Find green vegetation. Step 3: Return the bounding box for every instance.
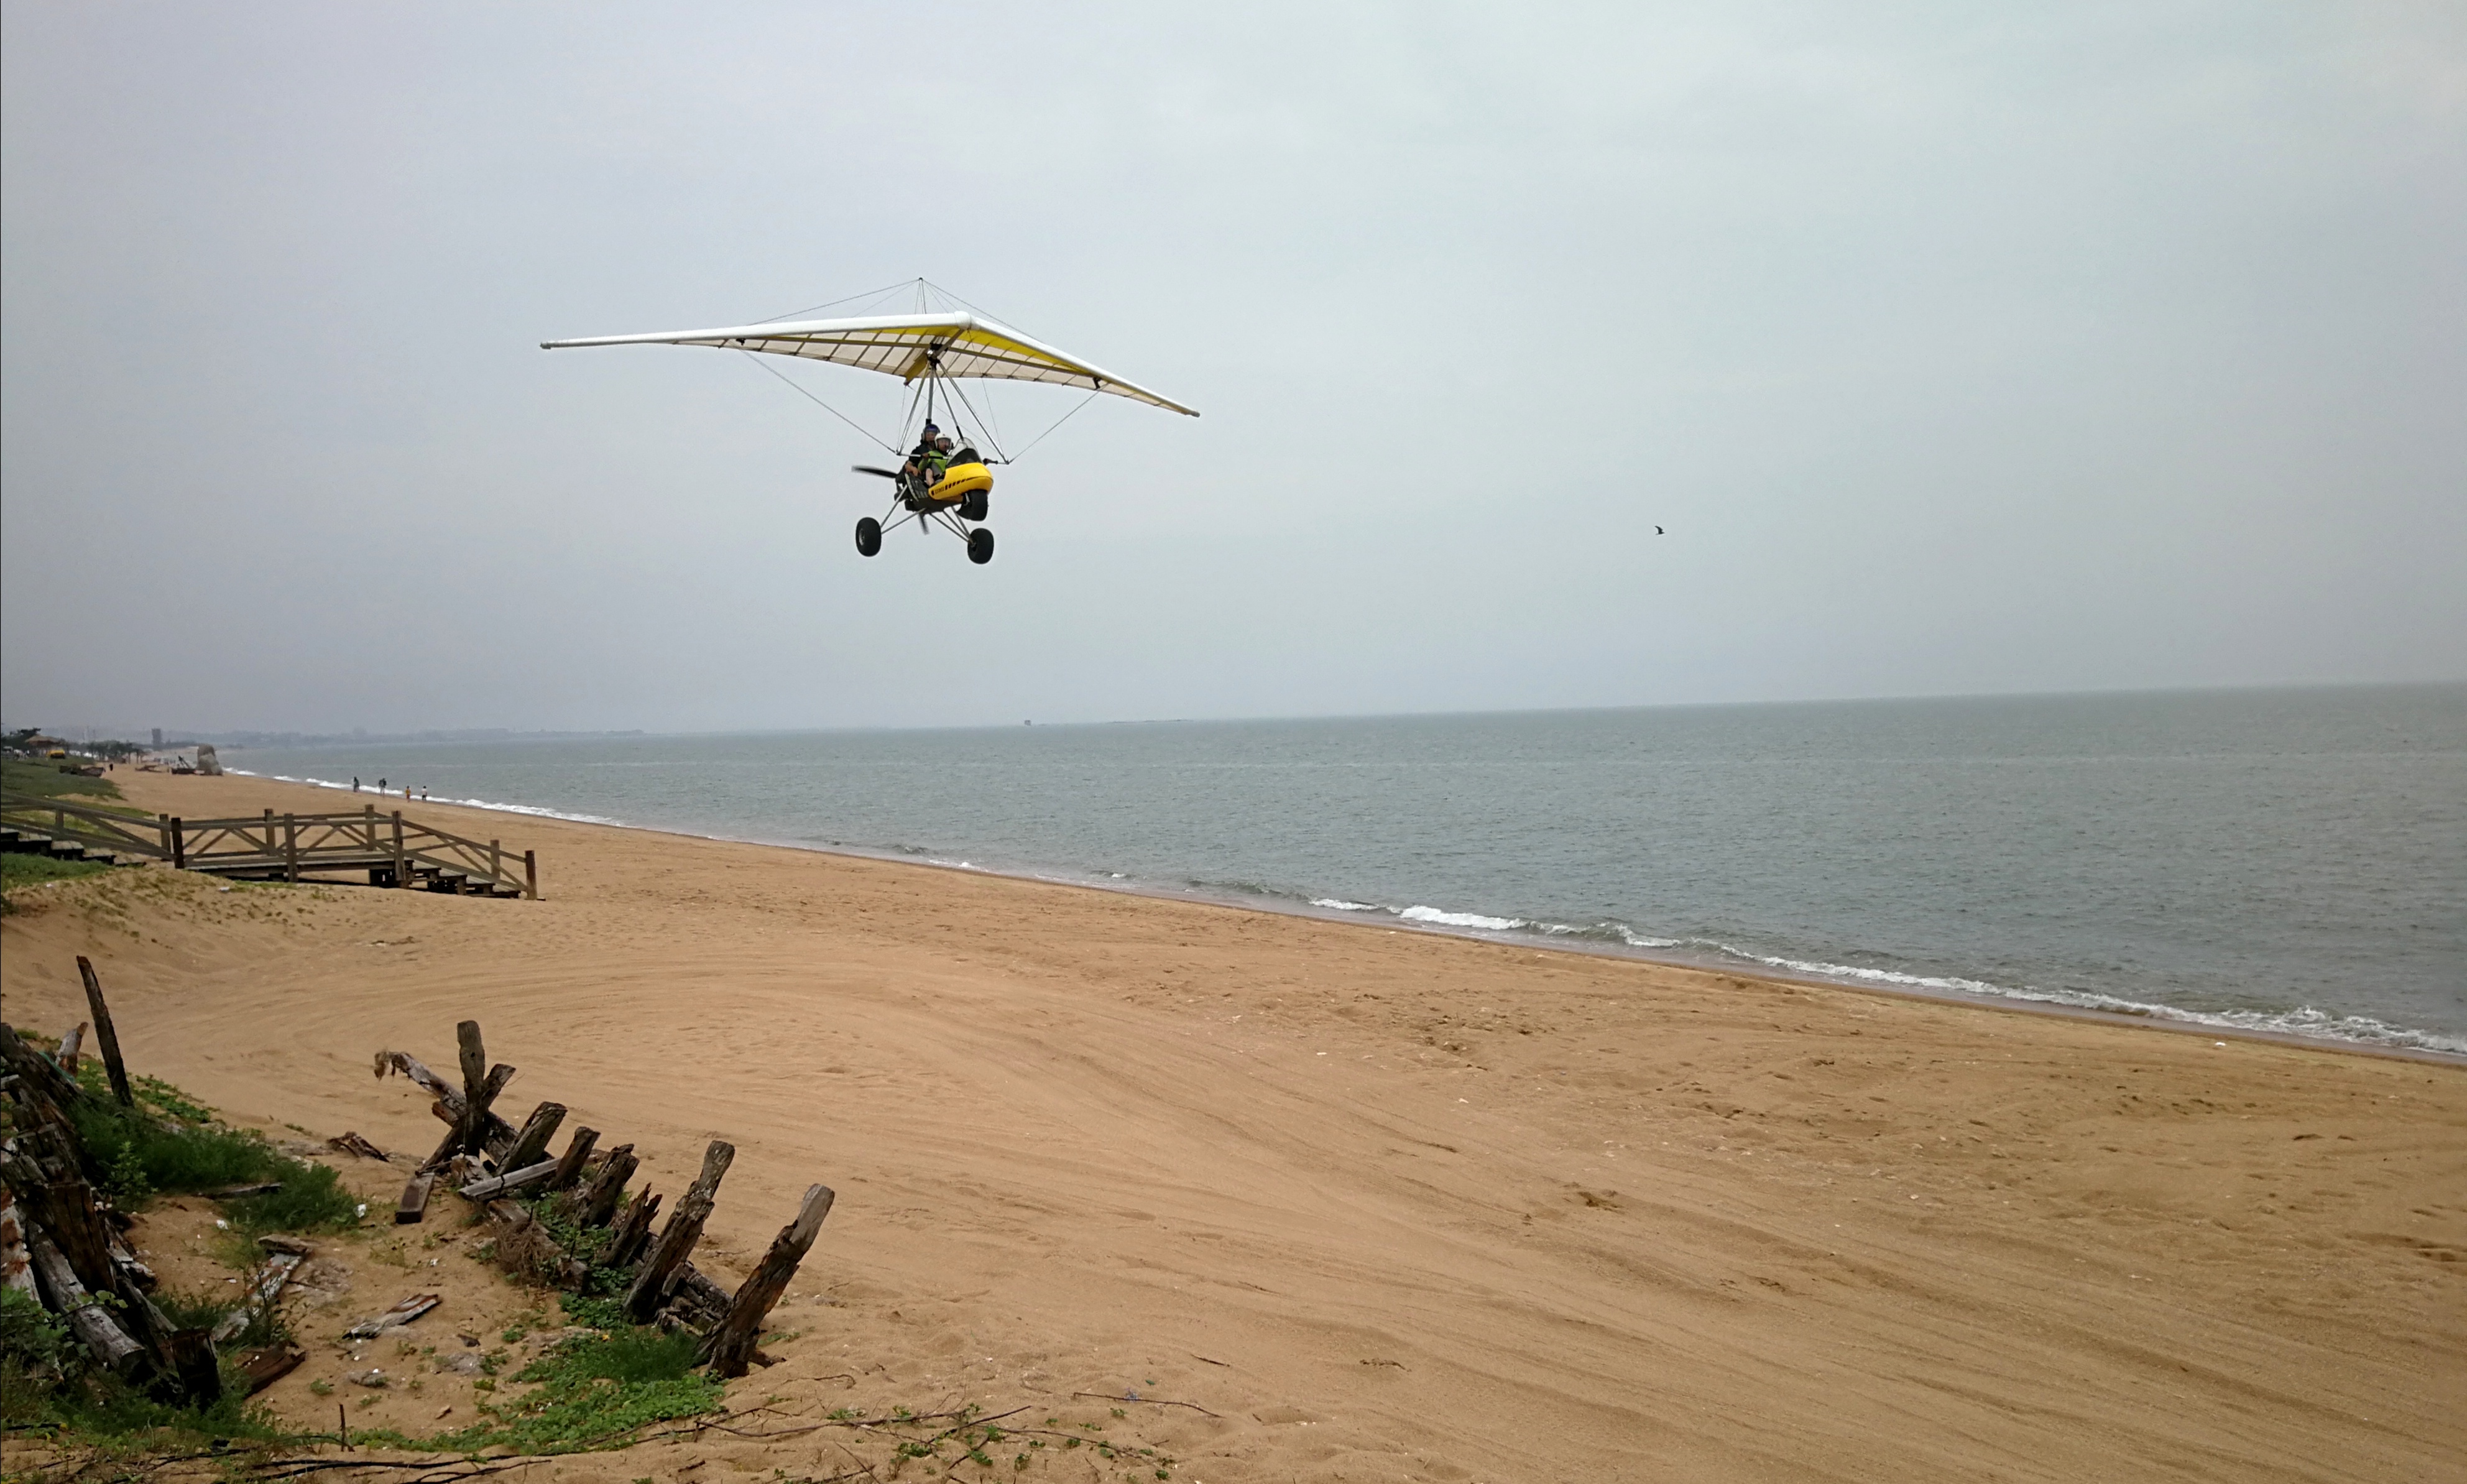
[60,1058,359,1232]
[0,755,124,800]
[357,1328,723,1457]
[1,853,110,892]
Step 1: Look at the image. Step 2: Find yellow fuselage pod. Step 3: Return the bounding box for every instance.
[930,462,994,500]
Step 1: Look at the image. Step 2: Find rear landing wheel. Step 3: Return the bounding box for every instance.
[855,517,882,557]
[967,528,995,565]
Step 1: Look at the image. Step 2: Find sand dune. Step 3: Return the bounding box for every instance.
[4,768,2461,1482]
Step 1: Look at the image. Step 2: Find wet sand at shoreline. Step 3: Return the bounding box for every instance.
[4,768,2462,1482]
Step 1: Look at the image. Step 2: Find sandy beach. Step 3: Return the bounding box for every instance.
[4,767,2461,1483]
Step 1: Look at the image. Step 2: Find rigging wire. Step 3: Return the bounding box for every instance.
[1003,389,1100,464]
[752,277,918,325]
[736,350,899,453]
[940,377,1010,464]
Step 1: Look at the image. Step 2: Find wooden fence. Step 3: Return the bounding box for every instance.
[0,793,537,898]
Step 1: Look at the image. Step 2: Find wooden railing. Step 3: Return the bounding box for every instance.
[0,793,537,898]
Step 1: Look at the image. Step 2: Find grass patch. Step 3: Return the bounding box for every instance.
[1,1285,286,1444]
[361,1328,722,1457]
[1,854,110,892]
[53,1050,359,1232]
[0,756,122,800]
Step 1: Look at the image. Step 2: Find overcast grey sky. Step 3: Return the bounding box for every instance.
[4,1,2461,735]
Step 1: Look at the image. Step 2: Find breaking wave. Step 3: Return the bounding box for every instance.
[227,771,624,827]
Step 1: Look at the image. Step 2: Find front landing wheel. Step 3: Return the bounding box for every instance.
[967,528,995,565]
[855,517,882,557]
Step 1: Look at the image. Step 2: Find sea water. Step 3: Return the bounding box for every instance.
[229,684,2466,1055]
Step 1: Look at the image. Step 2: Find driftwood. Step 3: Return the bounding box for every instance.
[700,1183,834,1376]
[212,1250,305,1342]
[26,1231,144,1375]
[395,1172,435,1225]
[625,1140,732,1322]
[576,1144,637,1228]
[343,1292,440,1339]
[546,1127,599,1192]
[374,1049,517,1153]
[606,1189,661,1268]
[456,1158,557,1202]
[326,1131,391,1162]
[501,1102,566,1171]
[76,957,135,1107]
[55,1021,88,1074]
[238,1342,307,1394]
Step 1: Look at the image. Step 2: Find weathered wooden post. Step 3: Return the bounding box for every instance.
[420,1023,514,1171]
[625,1140,734,1321]
[55,1023,88,1074]
[170,817,185,869]
[547,1127,600,1191]
[524,850,537,900]
[390,811,405,887]
[576,1144,637,1227]
[606,1189,662,1268]
[701,1184,835,1377]
[502,1102,567,1171]
[75,957,134,1107]
[157,814,170,859]
[490,839,502,892]
[283,814,299,882]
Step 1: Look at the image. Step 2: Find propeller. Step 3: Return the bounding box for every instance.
[852,465,900,479]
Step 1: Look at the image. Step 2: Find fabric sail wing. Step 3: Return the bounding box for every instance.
[540,311,1197,416]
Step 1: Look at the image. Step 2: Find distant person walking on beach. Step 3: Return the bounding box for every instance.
[353,777,361,791]
[377,778,387,794]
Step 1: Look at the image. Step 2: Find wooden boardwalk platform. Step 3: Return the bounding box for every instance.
[0,794,537,898]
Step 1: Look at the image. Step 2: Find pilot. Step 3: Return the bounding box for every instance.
[901,421,943,487]
[926,434,957,486]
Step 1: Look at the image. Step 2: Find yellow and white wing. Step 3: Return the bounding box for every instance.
[541,311,1196,416]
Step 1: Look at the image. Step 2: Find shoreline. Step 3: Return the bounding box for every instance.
[224,765,2466,1064]
[9,765,2463,1481]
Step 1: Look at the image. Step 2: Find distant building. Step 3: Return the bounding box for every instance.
[152,727,163,749]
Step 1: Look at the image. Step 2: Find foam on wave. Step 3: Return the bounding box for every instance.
[229,771,625,827]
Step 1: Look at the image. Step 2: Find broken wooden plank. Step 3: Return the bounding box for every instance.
[456,1158,558,1202]
[343,1292,441,1339]
[237,1343,307,1394]
[395,1172,436,1225]
[624,1140,732,1322]
[211,1251,305,1342]
[75,957,134,1107]
[55,1021,88,1074]
[700,1183,834,1377]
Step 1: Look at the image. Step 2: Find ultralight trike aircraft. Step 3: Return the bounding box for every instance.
[542,285,1197,565]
